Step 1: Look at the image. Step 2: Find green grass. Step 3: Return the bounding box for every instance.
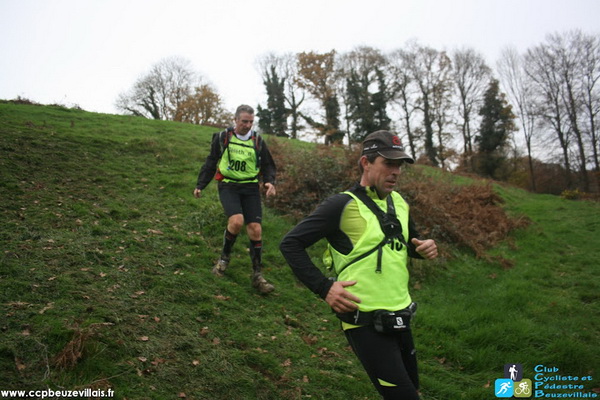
[413,185,600,398]
[1,102,598,399]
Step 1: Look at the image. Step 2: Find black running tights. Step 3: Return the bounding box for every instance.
[344,325,420,400]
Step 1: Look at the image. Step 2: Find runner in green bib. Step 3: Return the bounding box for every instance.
[280,130,438,399]
[195,105,277,294]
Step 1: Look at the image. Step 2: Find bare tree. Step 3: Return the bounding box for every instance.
[553,31,591,190]
[116,73,162,119]
[579,33,600,172]
[432,73,455,170]
[402,41,453,166]
[117,56,196,121]
[527,31,598,191]
[497,46,539,191]
[280,53,306,139]
[387,49,419,160]
[525,42,574,188]
[452,48,491,169]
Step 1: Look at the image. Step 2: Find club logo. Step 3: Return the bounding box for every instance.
[506,364,523,382]
[495,379,514,398]
[495,364,531,398]
[493,364,596,398]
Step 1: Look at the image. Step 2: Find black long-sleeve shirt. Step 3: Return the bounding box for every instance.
[280,185,423,300]
[196,129,277,190]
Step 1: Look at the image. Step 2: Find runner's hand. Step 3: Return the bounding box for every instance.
[412,238,438,259]
[325,281,361,313]
[264,183,276,197]
[193,188,202,198]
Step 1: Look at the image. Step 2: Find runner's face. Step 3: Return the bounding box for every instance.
[361,156,402,198]
[235,112,254,135]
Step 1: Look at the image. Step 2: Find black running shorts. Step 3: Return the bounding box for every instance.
[218,182,263,224]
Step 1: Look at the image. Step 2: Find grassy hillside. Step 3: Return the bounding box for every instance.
[1,102,598,399]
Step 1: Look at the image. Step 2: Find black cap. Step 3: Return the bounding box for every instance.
[361,130,414,163]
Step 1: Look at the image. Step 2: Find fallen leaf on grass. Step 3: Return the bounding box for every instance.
[301,334,318,345]
[7,301,30,309]
[192,360,200,366]
[139,336,149,342]
[214,295,230,301]
[15,357,26,371]
[254,348,268,354]
[147,229,164,235]
[281,359,292,367]
[38,302,54,314]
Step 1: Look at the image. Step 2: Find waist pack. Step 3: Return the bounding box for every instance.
[373,309,412,333]
[337,302,417,333]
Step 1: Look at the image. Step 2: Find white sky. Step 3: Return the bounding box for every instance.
[1,0,599,115]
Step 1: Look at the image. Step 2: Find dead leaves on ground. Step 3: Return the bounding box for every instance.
[403,179,530,259]
[134,356,168,376]
[52,322,114,370]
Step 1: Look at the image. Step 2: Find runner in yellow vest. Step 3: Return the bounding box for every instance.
[280,130,438,399]
[195,105,277,294]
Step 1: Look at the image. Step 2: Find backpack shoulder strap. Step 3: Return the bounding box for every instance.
[218,128,234,157]
[253,131,263,151]
[350,187,394,221]
[251,131,263,167]
[350,187,404,243]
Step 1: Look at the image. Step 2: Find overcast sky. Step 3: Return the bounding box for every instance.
[1,0,599,116]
